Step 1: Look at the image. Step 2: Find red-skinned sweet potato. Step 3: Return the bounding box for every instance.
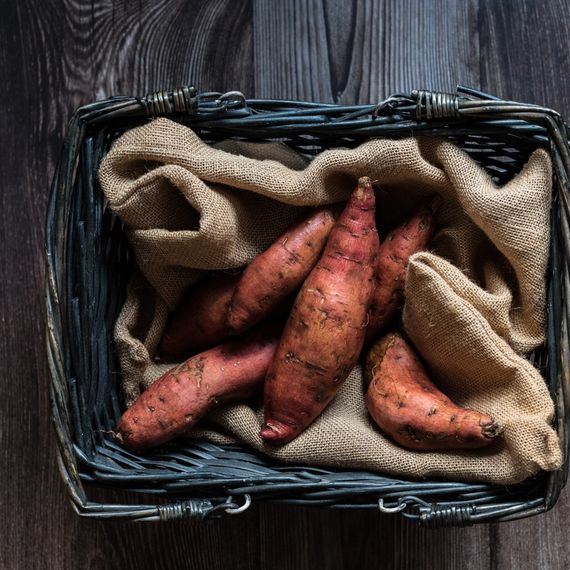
[364,332,503,450]
[365,204,434,345]
[158,272,240,359]
[117,322,281,451]
[226,207,336,335]
[261,177,379,444]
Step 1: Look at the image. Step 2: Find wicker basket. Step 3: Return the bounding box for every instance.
[46,86,570,526]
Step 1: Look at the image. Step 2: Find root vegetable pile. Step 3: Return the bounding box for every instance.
[116,176,503,455]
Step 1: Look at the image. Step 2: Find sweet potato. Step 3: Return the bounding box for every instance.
[158,272,240,359]
[365,204,434,345]
[226,207,336,335]
[261,177,379,444]
[117,322,281,451]
[364,332,503,450]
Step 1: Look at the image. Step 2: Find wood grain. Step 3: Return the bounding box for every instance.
[1,0,569,568]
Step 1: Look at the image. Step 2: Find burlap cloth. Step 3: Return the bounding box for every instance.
[98,117,562,484]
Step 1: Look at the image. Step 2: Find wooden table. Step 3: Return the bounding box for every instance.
[2,1,570,568]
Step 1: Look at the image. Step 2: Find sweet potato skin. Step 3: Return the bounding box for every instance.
[364,333,502,450]
[158,272,240,359]
[261,177,379,444]
[117,323,280,451]
[226,207,336,335]
[365,206,433,345]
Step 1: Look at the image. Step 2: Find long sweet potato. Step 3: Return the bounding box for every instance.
[117,322,281,451]
[364,332,503,450]
[226,207,336,335]
[261,177,379,444]
[365,205,433,345]
[158,272,240,359]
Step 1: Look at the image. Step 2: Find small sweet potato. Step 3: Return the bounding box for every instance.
[158,272,240,359]
[365,204,434,345]
[117,322,281,452]
[261,177,379,444]
[226,207,336,335]
[364,332,503,450]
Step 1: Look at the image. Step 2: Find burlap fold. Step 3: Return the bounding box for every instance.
[98,117,561,484]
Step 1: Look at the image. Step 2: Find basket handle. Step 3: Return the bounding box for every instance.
[373,86,564,122]
[142,86,198,115]
[71,494,252,522]
[157,494,252,522]
[141,86,248,117]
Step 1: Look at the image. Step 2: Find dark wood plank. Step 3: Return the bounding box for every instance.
[253,0,480,104]
[0,0,254,568]
[479,0,570,114]
[1,0,569,568]
[479,2,570,567]
[0,0,75,568]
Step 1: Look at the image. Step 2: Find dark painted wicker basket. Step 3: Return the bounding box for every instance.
[46,86,570,526]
